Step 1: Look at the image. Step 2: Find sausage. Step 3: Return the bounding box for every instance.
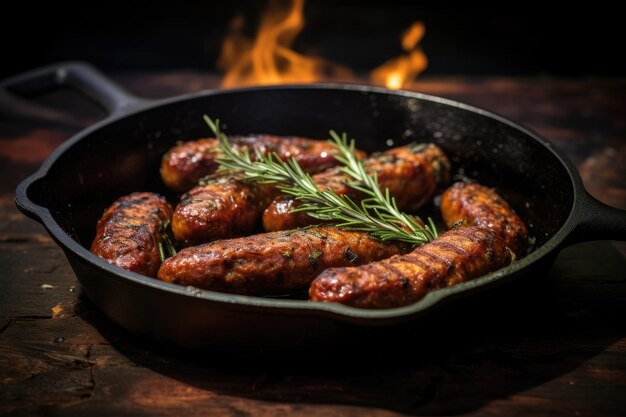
[158,227,408,295]
[91,192,173,277]
[309,181,528,309]
[171,172,279,246]
[261,164,360,231]
[263,143,451,232]
[440,182,528,257]
[161,138,221,192]
[309,226,513,308]
[161,135,360,192]
[261,195,314,232]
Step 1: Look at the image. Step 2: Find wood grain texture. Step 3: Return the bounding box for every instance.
[1,74,625,416]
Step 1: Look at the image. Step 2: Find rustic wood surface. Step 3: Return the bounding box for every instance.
[1,73,625,416]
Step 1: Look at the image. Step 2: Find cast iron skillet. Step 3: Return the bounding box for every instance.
[7,62,626,351]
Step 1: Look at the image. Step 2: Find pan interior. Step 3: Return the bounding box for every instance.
[29,87,573,265]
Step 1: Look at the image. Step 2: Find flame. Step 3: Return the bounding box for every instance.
[370,22,428,89]
[217,1,427,89]
[218,0,352,87]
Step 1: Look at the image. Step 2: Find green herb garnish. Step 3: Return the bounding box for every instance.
[158,219,177,262]
[204,115,437,246]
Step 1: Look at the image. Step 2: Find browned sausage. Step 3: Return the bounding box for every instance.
[440,182,528,257]
[263,143,451,232]
[161,138,221,193]
[309,226,513,308]
[91,192,173,277]
[261,195,314,232]
[158,227,408,295]
[171,172,279,246]
[161,135,361,192]
[309,181,528,309]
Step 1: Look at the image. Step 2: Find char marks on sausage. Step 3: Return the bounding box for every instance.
[309,226,513,308]
[171,172,278,246]
[161,135,361,192]
[158,227,408,295]
[263,143,451,232]
[440,182,529,257]
[309,181,529,308]
[91,192,173,277]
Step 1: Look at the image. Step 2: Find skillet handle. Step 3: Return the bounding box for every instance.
[0,61,147,119]
[11,62,149,225]
[565,190,626,245]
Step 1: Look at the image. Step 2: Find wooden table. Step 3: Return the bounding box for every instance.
[1,73,625,416]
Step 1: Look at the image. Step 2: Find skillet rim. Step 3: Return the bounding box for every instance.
[14,83,582,323]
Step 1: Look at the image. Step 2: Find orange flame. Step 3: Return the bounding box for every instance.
[217,1,427,89]
[218,0,352,87]
[370,22,428,89]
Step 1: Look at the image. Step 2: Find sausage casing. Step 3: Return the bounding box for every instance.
[161,135,359,192]
[440,182,528,257]
[91,192,173,277]
[158,227,408,295]
[309,226,512,308]
[263,143,450,232]
[171,172,278,246]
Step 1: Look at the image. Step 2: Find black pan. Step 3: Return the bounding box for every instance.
[8,62,626,351]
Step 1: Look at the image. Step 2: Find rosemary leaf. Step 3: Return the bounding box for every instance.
[205,115,438,246]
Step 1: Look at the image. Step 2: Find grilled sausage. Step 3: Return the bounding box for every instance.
[158,227,408,295]
[261,195,314,232]
[309,181,528,308]
[440,182,528,257]
[309,226,513,308]
[263,143,451,232]
[171,172,279,246]
[161,135,359,192]
[91,192,173,277]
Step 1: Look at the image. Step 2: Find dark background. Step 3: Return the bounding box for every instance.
[3,2,624,79]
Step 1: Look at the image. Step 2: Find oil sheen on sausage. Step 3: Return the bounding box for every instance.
[91,192,173,277]
[161,135,361,192]
[262,143,451,232]
[309,226,513,308]
[158,227,408,295]
[310,181,529,308]
[440,182,528,257]
[171,172,279,246]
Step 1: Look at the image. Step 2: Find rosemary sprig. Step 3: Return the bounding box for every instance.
[204,115,437,246]
[328,131,438,241]
[158,219,177,262]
